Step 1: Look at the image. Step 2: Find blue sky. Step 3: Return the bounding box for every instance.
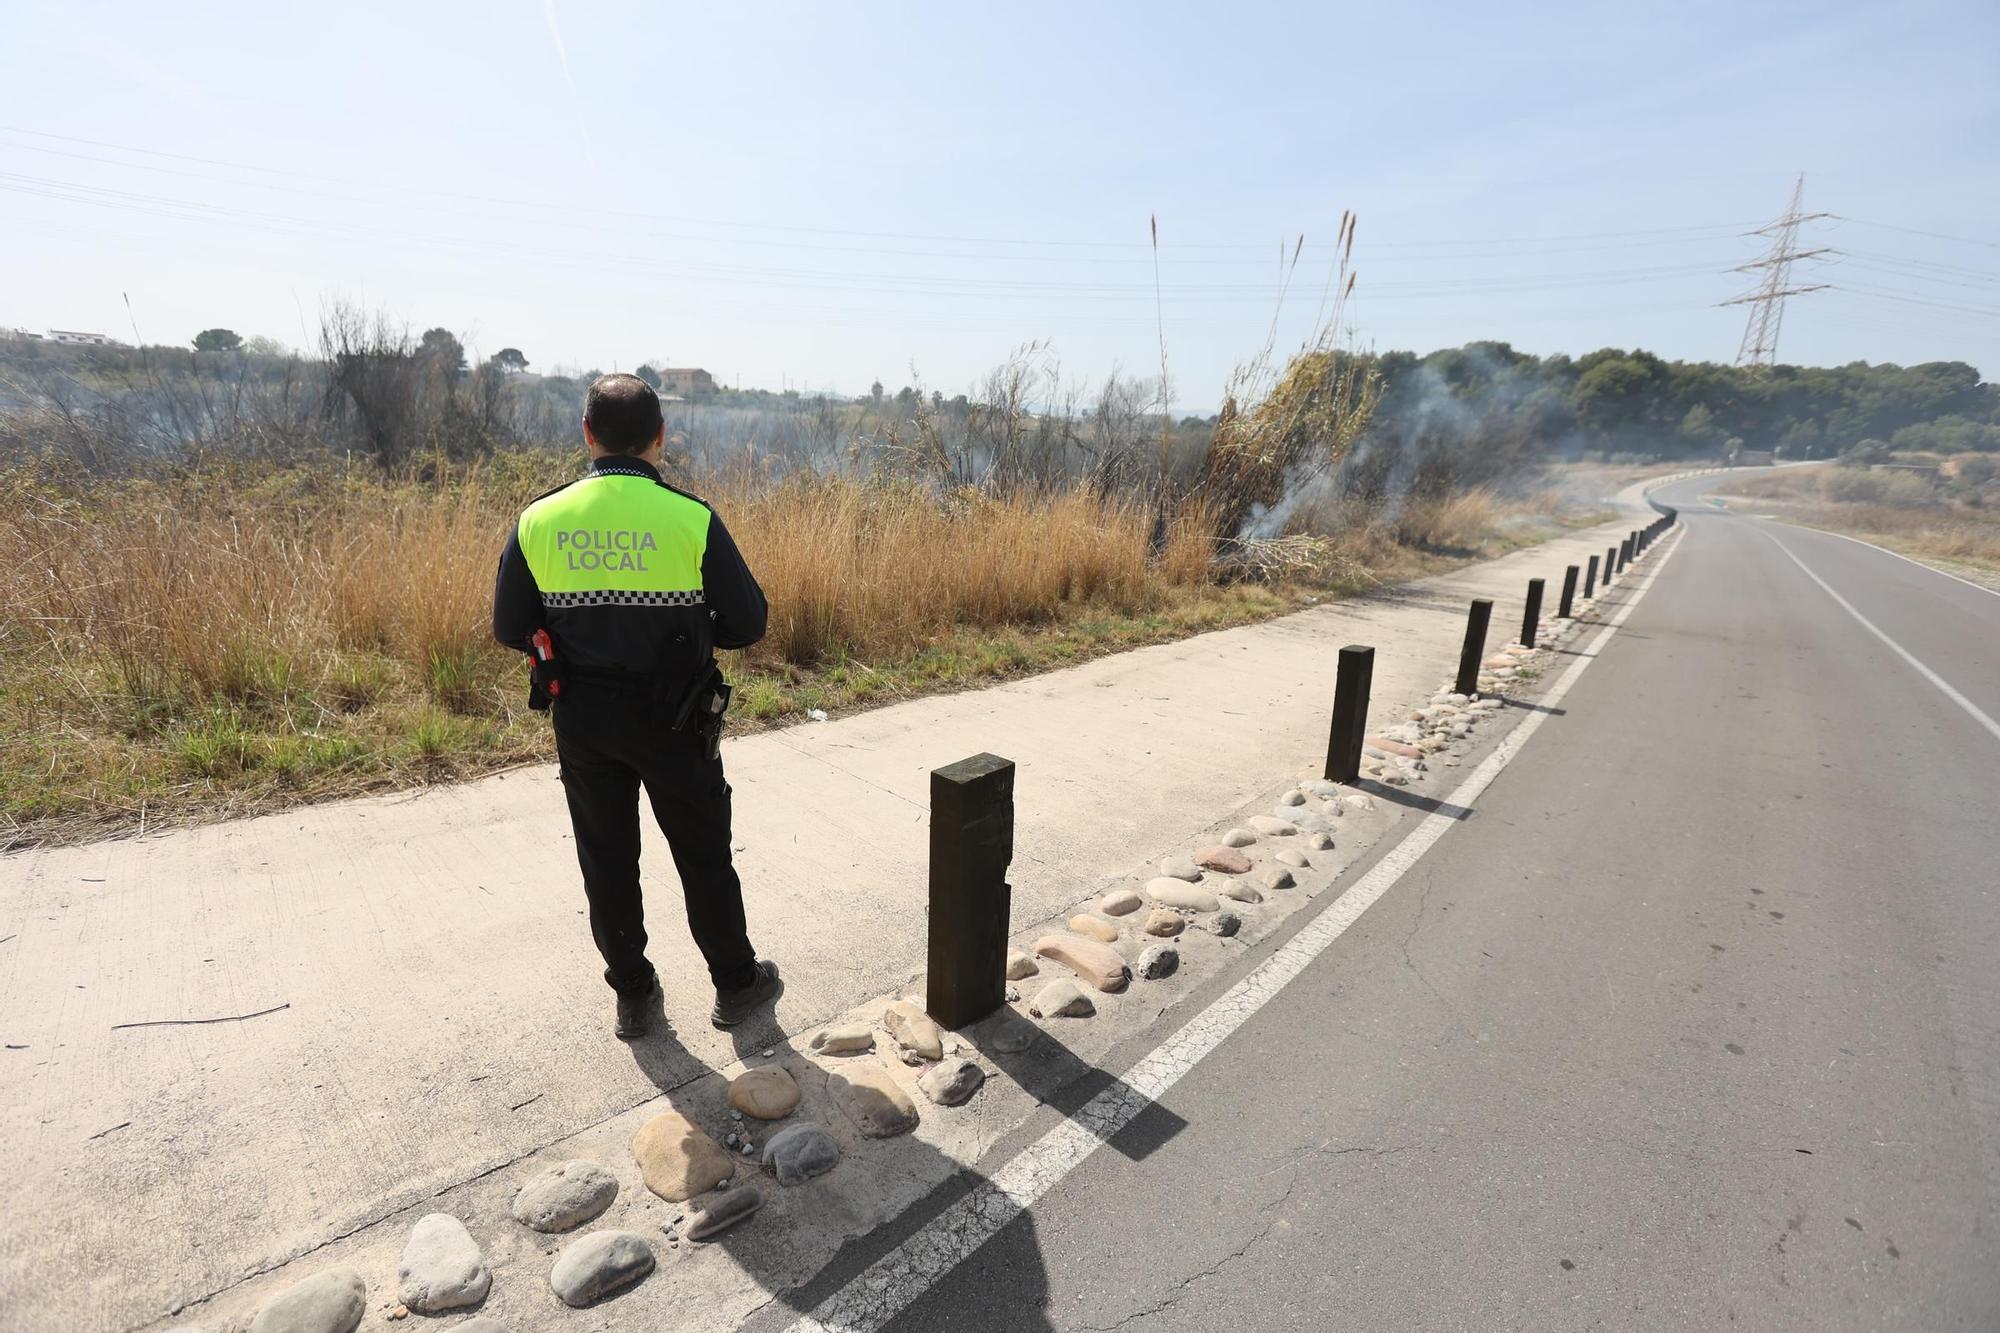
[2,0,1995,406]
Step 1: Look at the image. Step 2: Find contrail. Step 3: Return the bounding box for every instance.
[542,0,596,165]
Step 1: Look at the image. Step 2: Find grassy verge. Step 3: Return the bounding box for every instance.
[1,455,1607,848]
[1713,463,2000,588]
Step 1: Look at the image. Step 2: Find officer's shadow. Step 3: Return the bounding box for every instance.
[620,994,1185,1331]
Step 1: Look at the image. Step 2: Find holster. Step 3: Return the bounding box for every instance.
[671,665,733,759]
[527,655,563,712]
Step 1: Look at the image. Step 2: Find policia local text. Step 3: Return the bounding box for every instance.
[553,527,661,572]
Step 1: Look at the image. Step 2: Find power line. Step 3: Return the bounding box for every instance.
[0,139,1756,269]
[0,172,1734,304]
[1838,217,2000,252]
[0,125,1755,257]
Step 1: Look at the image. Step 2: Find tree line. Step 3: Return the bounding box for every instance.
[1324,342,1995,503]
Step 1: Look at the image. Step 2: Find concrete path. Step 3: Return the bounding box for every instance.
[879,473,2000,1331]
[0,486,1659,1330]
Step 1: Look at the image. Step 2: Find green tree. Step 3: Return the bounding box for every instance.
[192,328,243,353]
[490,347,528,373]
[635,364,661,389]
[1678,403,1719,448]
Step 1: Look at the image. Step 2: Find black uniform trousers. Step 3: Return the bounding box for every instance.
[551,680,757,997]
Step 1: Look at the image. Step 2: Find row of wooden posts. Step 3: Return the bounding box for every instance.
[920,508,1678,1029]
[1323,505,1682,786]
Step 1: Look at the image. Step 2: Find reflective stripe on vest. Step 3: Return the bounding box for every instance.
[517,469,709,606]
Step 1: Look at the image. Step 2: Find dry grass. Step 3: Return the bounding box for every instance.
[0,455,1287,845]
[0,453,1604,846]
[1715,464,2000,574]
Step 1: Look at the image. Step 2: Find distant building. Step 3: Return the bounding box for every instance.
[47,330,122,347]
[656,367,716,397]
[1869,463,1941,481]
[2,327,43,341]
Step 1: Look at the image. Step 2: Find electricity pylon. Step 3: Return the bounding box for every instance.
[1721,174,1831,368]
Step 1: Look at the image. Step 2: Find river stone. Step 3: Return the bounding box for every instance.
[1367,736,1423,759]
[762,1122,840,1185]
[1286,810,1334,835]
[1483,653,1514,668]
[1142,908,1185,937]
[249,1268,365,1333]
[883,1001,945,1060]
[810,1023,875,1055]
[632,1111,733,1202]
[1067,914,1120,944]
[1034,933,1132,991]
[1204,910,1243,937]
[835,1062,920,1137]
[1215,878,1263,904]
[511,1160,617,1233]
[1303,780,1340,799]
[1493,666,1516,678]
[1220,827,1257,847]
[550,1231,653,1307]
[1340,794,1374,813]
[1030,978,1094,1018]
[1144,879,1220,913]
[687,1184,763,1240]
[1307,831,1335,851]
[1247,815,1297,837]
[1276,788,1306,807]
[1273,849,1309,870]
[1194,845,1251,875]
[1158,854,1203,882]
[1098,889,1143,916]
[1134,943,1180,980]
[1005,949,1039,980]
[397,1213,489,1313]
[919,1058,985,1106]
[729,1067,802,1120]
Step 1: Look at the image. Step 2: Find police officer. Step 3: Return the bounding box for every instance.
[493,373,779,1039]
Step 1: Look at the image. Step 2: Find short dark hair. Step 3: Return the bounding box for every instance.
[584,373,664,454]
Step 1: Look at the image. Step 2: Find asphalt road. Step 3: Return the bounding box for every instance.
[874,476,2000,1331]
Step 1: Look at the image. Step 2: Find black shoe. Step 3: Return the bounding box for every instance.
[711,960,781,1029]
[615,978,660,1040]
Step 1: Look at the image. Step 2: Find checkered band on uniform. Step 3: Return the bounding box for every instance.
[541,589,708,608]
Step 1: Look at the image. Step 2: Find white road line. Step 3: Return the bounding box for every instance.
[1763,531,2000,743]
[783,529,1688,1333]
[1776,523,2000,601]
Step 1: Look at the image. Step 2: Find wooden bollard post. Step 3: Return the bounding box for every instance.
[1605,546,1619,585]
[1522,577,1545,648]
[1558,565,1580,620]
[1584,553,1600,600]
[925,753,1015,1031]
[1325,645,1374,784]
[1454,598,1491,697]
